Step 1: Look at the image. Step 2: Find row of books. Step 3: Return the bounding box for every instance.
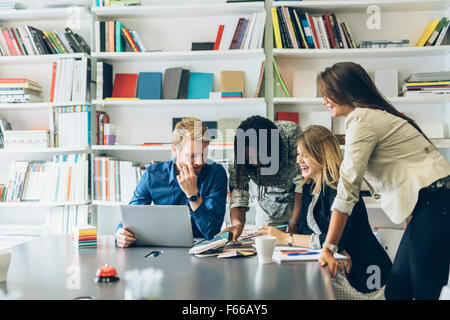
[2,154,90,203]
[51,105,91,148]
[402,71,450,97]
[94,20,147,53]
[0,25,89,56]
[272,7,357,49]
[0,78,43,103]
[49,58,90,103]
[93,156,145,203]
[215,12,266,50]
[49,205,91,235]
[416,16,449,47]
[93,0,140,6]
[97,63,247,100]
[2,130,49,150]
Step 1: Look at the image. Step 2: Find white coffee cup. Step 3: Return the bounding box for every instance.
[255,236,276,264]
[0,251,11,282]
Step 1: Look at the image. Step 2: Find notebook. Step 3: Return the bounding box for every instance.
[137,72,162,99]
[163,67,190,99]
[272,246,347,264]
[220,70,245,94]
[111,73,138,98]
[187,72,213,99]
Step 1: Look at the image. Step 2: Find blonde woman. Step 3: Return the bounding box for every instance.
[259,125,392,299]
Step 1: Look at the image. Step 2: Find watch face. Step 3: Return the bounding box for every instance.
[189,194,198,202]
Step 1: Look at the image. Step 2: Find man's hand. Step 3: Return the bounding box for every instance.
[115,228,136,248]
[177,163,199,198]
[287,223,299,234]
[217,223,244,243]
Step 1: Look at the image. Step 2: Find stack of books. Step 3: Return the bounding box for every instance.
[272,7,357,49]
[0,2,26,10]
[94,20,146,52]
[0,78,42,103]
[402,71,450,97]
[2,154,90,203]
[416,16,449,47]
[50,58,90,103]
[0,26,90,56]
[51,105,91,148]
[92,0,140,7]
[213,12,266,50]
[93,156,146,203]
[72,225,97,248]
[3,130,49,149]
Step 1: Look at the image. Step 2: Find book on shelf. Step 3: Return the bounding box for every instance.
[401,71,450,97]
[163,67,190,100]
[95,20,146,53]
[272,57,290,98]
[111,73,138,98]
[49,205,91,235]
[96,110,110,145]
[1,154,89,203]
[50,57,90,103]
[2,129,49,149]
[0,184,5,202]
[0,25,89,56]
[93,156,145,203]
[272,7,358,49]
[416,17,449,47]
[220,70,245,96]
[96,61,113,100]
[255,59,265,98]
[218,12,266,50]
[51,105,91,148]
[191,42,215,51]
[360,40,409,48]
[187,72,214,99]
[276,112,298,124]
[93,0,141,7]
[137,72,162,100]
[0,78,43,103]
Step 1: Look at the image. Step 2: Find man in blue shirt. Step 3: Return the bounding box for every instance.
[115,118,228,247]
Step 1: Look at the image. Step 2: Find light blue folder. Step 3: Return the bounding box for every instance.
[187,72,214,99]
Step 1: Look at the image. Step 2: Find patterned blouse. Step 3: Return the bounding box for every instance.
[228,121,303,219]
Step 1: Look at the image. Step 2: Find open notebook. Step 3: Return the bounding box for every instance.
[272,246,347,264]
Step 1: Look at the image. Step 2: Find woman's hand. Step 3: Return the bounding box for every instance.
[258,226,287,245]
[319,247,340,278]
[287,223,299,234]
[337,250,352,275]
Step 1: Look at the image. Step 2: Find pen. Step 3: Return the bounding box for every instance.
[287,251,320,256]
[275,224,288,230]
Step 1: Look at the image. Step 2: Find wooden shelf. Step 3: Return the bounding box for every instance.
[273,46,450,59]
[273,0,450,13]
[0,101,91,110]
[0,200,90,207]
[0,147,90,154]
[91,3,265,18]
[0,6,91,21]
[0,53,89,64]
[93,98,265,107]
[92,49,265,62]
[273,96,450,105]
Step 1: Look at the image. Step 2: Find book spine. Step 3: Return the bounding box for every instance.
[230,18,244,49]
[276,7,290,48]
[123,28,139,52]
[10,28,23,55]
[115,21,123,52]
[2,29,18,55]
[99,21,106,52]
[282,7,297,49]
[330,14,344,48]
[42,31,58,54]
[131,30,146,52]
[129,31,142,51]
[214,25,225,50]
[293,9,307,49]
[235,18,248,50]
[271,7,283,49]
[108,21,115,52]
[323,13,336,49]
[308,14,320,49]
[343,22,357,48]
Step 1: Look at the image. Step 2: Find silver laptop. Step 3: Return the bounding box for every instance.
[120,205,194,247]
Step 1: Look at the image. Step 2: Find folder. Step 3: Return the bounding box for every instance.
[163,67,190,99]
[111,73,138,98]
[220,70,245,94]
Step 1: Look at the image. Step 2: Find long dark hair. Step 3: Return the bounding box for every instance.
[234,116,283,199]
[317,62,431,143]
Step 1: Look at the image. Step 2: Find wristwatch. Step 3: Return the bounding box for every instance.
[322,241,338,255]
[188,193,200,203]
[288,219,299,227]
[287,233,294,247]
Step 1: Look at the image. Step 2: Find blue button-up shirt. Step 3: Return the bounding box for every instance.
[117,159,228,240]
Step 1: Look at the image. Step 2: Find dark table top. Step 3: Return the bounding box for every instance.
[1,235,335,300]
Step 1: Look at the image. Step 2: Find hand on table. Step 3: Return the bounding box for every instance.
[258,226,287,245]
[319,248,352,277]
[115,228,136,248]
[217,223,244,243]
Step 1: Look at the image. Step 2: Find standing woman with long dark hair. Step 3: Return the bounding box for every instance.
[316,62,450,300]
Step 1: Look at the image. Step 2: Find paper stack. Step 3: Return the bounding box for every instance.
[72,225,97,248]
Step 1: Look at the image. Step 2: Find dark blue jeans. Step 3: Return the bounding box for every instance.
[385,187,450,300]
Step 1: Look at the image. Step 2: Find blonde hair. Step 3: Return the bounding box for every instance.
[172,118,211,148]
[297,125,342,195]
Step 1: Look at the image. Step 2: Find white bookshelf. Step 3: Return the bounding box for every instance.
[0,6,90,21]
[0,53,89,64]
[0,101,91,110]
[0,200,90,207]
[0,147,90,154]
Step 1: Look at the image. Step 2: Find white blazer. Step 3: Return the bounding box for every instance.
[331,107,450,224]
